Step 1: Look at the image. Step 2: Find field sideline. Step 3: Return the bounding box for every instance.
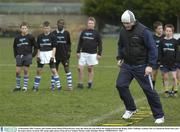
[0,37,180,126]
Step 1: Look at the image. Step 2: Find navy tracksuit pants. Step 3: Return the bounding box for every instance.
[116,63,164,119]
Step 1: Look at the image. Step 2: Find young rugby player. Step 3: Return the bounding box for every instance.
[33,21,61,92]
[13,22,37,92]
[152,21,164,88]
[159,24,178,97]
[52,19,73,90]
[76,17,102,89]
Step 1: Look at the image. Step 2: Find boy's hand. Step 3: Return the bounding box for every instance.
[50,57,54,64]
[97,55,101,60]
[77,53,80,59]
[37,57,41,63]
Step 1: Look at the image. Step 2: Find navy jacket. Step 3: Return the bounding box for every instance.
[117,22,157,67]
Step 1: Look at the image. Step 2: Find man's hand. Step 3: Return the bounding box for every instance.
[117,59,124,67]
[145,66,152,76]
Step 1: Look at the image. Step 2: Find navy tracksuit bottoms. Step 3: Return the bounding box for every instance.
[116,63,164,119]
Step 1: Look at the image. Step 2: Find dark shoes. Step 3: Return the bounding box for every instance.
[13,87,27,92]
[87,82,92,89]
[57,87,62,91]
[164,90,178,97]
[77,82,93,89]
[13,88,21,92]
[32,86,38,92]
[77,83,84,89]
[51,87,62,92]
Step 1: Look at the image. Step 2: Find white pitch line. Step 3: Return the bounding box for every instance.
[0,64,118,69]
[0,64,15,66]
[80,97,147,126]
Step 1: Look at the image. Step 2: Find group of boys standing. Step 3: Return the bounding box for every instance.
[13,17,102,92]
[152,21,180,97]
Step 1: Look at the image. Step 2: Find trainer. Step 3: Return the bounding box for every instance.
[116,10,164,124]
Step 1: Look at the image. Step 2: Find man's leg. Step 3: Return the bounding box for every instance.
[116,64,136,111]
[134,66,164,119]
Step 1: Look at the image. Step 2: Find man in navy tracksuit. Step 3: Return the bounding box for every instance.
[116,10,164,124]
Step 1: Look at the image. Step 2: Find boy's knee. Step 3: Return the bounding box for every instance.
[36,69,42,76]
[51,69,57,75]
[16,69,21,76]
[77,67,80,72]
[24,69,29,75]
[88,66,93,72]
[88,68,93,72]
[172,77,177,81]
[16,72,20,76]
[78,66,83,72]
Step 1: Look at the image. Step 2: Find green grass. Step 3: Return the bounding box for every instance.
[0,37,180,126]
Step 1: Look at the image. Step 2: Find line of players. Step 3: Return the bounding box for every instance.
[152,21,180,97]
[13,17,102,92]
[13,18,180,95]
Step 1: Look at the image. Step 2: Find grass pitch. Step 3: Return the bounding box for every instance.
[0,37,180,126]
